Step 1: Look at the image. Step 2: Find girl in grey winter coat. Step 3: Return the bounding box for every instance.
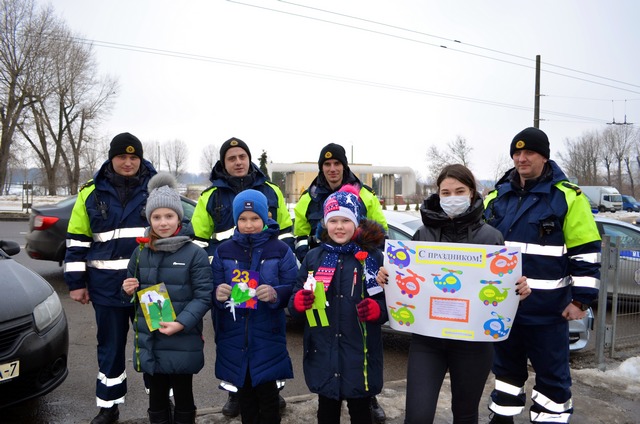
[123,173,213,424]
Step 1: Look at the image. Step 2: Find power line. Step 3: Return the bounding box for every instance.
[70,36,606,124]
[228,0,640,95]
[275,0,640,91]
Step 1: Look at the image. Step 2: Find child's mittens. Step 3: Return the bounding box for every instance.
[293,289,315,312]
[216,284,232,302]
[357,298,381,322]
[256,285,277,303]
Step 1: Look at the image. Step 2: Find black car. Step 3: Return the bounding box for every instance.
[25,195,197,264]
[0,240,69,408]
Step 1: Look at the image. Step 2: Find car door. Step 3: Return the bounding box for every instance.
[596,220,640,298]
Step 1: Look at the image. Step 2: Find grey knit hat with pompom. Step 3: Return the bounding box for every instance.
[146,172,183,222]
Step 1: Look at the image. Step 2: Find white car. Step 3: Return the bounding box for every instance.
[382,209,593,352]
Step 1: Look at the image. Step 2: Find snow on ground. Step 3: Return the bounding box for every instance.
[573,357,640,394]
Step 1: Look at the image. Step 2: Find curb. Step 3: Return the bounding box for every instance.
[0,212,29,221]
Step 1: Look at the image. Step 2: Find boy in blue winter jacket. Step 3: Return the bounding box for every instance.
[289,185,388,424]
[211,189,297,424]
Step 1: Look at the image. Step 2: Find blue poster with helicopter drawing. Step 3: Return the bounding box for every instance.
[384,240,521,342]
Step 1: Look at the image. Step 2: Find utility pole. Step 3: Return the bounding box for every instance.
[534,55,541,128]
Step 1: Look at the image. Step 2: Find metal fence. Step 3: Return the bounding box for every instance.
[595,235,640,368]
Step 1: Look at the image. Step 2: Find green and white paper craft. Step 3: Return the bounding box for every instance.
[304,271,329,327]
[137,283,176,331]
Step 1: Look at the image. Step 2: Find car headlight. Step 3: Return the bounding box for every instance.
[33,291,64,332]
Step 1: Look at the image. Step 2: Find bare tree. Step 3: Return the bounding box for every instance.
[162,139,189,178]
[425,145,449,184]
[425,136,474,184]
[16,20,118,195]
[0,0,57,192]
[145,140,161,170]
[558,130,602,185]
[80,134,109,182]
[489,155,513,186]
[200,144,219,173]
[448,136,473,168]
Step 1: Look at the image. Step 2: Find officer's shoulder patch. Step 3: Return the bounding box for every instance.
[79,179,95,191]
[561,181,582,194]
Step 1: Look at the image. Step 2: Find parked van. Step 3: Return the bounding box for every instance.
[621,195,640,212]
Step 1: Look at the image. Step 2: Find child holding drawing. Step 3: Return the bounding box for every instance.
[211,189,297,424]
[376,164,531,424]
[122,172,212,424]
[288,185,387,424]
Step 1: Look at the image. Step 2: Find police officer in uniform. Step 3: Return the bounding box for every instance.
[65,133,156,424]
[483,127,600,423]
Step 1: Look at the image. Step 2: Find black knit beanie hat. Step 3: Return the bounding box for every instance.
[220,137,251,161]
[108,132,143,160]
[510,127,550,159]
[318,143,349,170]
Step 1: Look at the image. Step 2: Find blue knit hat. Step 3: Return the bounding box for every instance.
[323,187,360,227]
[233,189,269,225]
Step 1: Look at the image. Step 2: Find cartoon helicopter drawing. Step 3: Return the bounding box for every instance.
[478,280,510,306]
[395,269,425,298]
[486,248,518,276]
[386,241,416,269]
[431,267,463,293]
[483,311,512,339]
[388,302,416,326]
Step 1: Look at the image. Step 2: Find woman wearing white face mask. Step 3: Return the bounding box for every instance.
[400,164,531,424]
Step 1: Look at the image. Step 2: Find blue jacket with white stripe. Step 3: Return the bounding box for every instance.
[64,159,156,307]
[483,160,601,325]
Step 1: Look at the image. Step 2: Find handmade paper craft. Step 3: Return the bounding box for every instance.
[304,271,329,327]
[384,241,521,342]
[224,269,259,321]
[137,283,176,331]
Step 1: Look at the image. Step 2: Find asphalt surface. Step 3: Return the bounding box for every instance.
[116,366,640,424]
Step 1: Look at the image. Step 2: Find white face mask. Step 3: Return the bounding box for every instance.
[439,195,471,217]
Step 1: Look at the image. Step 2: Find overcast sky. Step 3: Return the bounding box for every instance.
[50,0,640,182]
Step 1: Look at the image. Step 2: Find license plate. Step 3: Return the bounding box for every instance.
[0,360,19,381]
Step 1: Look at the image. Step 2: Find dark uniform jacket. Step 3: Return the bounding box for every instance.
[484,160,601,325]
[64,159,156,307]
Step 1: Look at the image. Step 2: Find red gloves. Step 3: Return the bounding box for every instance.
[293,289,315,313]
[357,298,381,322]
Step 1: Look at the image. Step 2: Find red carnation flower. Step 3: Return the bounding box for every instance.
[355,251,368,262]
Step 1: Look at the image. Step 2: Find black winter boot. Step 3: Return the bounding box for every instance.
[371,396,386,423]
[222,392,240,417]
[90,405,119,424]
[488,412,514,423]
[173,409,196,424]
[148,408,172,424]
